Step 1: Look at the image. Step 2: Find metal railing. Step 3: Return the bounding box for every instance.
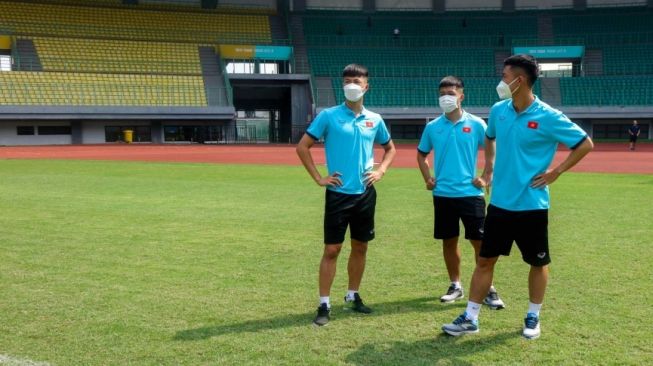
[305,34,507,48]
[512,32,653,46]
[14,56,203,74]
[217,56,234,105]
[314,84,653,108]
[315,64,496,78]
[2,20,275,45]
[222,58,293,75]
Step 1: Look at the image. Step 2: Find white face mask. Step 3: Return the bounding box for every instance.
[343,83,366,102]
[496,78,520,100]
[438,95,459,113]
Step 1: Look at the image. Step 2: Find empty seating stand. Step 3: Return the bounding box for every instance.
[0,1,271,44]
[0,71,207,106]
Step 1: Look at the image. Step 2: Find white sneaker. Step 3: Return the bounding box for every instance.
[483,288,505,310]
[523,313,541,339]
[440,285,464,303]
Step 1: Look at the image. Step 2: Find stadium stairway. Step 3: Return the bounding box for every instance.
[315,77,336,106]
[583,49,603,76]
[494,50,510,76]
[289,14,311,74]
[269,14,289,43]
[199,47,229,106]
[540,77,561,106]
[537,14,554,45]
[14,38,42,71]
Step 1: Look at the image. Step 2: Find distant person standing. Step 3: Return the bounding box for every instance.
[628,120,641,151]
[393,28,400,39]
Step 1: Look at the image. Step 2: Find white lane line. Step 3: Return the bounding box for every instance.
[0,354,51,366]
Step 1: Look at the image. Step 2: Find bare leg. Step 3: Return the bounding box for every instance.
[471,240,493,288]
[468,256,499,304]
[443,237,461,282]
[470,239,482,264]
[528,265,549,304]
[319,244,342,297]
[347,239,368,291]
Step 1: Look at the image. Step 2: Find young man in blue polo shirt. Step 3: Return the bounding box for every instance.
[417,76,505,309]
[296,64,396,327]
[442,54,593,339]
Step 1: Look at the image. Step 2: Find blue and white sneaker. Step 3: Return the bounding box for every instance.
[442,312,479,336]
[483,287,505,310]
[440,285,464,303]
[523,313,541,339]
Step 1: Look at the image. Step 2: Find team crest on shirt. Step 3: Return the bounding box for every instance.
[527,121,539,129]
[365,121,374,128]
[462,127,472,133]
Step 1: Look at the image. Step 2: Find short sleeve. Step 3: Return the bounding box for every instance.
[549,112,588,149]
[374,119,391,145]
[306,110,329,141]
[486,111,496,140]
[477,120,488,147]
[417,124,432,155]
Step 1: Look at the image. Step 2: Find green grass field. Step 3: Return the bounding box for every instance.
[1,160,651,365]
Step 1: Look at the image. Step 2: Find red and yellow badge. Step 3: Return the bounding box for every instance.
[462,127,472,133]
[527,121,539,129]
[365,121,374,128]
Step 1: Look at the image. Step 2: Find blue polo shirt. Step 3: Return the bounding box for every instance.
[306,103,391,195]
[487,97,588,211]
[417,111,486,198]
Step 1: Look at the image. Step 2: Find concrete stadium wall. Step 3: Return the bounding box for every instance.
[0,121,72,146]
[140,0,200,6]
[220,0,277,9]
[306,0,363,9]
[376,0,431,10]
[81,121,153,144]
[516,0,573,9]
[587,0,646,7]
[446,0,501,10]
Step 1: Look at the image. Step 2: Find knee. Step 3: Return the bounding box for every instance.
[477,257,497,271]
[323,245,342,260]
[530,264,548,274]
[351,242,368,256]
[442,238,458,249]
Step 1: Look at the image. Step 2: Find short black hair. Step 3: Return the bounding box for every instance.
[439,76,464,89]
[504,54,539,86]
[342,64,369,78]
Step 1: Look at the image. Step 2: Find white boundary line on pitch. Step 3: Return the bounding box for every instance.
[0,354,51,366]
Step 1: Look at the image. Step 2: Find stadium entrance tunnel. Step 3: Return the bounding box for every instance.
[229,74,312,144]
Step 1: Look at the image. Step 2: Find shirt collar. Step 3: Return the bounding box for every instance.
[341,103,368,118]
[443,110,467,125]
[508,95,540,115]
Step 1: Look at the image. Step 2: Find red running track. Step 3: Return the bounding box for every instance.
[0,143,651,174]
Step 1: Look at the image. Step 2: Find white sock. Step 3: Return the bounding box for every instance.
[527,302,542,316]
[465,301,482,321]
[320,296,330,308]
[346,290,358,301]
[452,281,462,289]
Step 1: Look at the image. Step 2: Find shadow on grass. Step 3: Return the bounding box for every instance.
[174,296,457,341]
[345,330,518,366]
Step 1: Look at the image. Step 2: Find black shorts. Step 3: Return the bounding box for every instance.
[480,204,550,266]
[629,135,638,142]
[324,186,376,244]
[433,196,485,240]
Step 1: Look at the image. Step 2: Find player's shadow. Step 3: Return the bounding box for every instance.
[174,296,456,341]
[345,330,517,366]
